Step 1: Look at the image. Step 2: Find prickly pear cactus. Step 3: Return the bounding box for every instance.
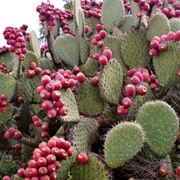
[75,80,104,116]
[61,89,80,122]
[101,0,125,32]
[153,42,180,87]
[54,34,80,66]
[1,0,180,179]
[136,101,179,156]
[99,58,123,104]
[147,13,170,41]
[104,122,145,168]
[70,153,112,180]
[121,27,150,68]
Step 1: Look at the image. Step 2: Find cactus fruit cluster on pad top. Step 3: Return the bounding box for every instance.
[0,0,180,179]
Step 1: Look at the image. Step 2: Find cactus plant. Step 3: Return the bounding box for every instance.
[99,58,123,104]
[104,122,145,168]
[1,0,180,179]
[136,101,179,156]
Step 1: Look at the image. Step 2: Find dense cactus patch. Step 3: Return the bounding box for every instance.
[0,0,180,179]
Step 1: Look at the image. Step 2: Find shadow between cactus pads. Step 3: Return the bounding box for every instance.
[104,122,145,168]
[135,101,179,157]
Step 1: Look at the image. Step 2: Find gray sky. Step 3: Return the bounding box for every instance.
[0,0,64,45]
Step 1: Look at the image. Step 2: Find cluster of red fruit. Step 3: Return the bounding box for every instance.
[117,68,159,116]
[15,136,72,180]
[3,26,29,61]
[58,10,74,35]
[161,0,180,18]
[123,0,131,11]
[0,46,9,54]
[36,67,86,119]
[176,166,180,179]
[40,44,49,54]
[81,0,102,19]
[133,0,152,13]
[3,127,22,151]
[0,94,7,113]
[91,24,113,65]
[32,115,49,138]
[149,31,180,57]
[27,62,42,78]
[36,2,74,34]
[0,63,9,74]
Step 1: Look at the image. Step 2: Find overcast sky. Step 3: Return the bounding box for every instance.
[0,0,65,45]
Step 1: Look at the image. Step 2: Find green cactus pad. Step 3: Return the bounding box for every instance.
[70,153,111,180]
[81,57,98,77]
[54,34,80,66]
[0,52,19,75]
[73,0,81,27]
[29,30,41,57]
[0,104,14,124]
[99,58,123,105]
[0,154,19,176]
[169,18,180,32]
[101,0,125,32]
[70,118,98,152]
[136,101,179,156]
[61,89,80,122]
[79,38,89,64]
[57,156,76,180]
[120,15,135,32]
[75,80,104,116]
[51,21,60,38]
[18,104,33,130]
[22,51,39,71]
[147,13,170,41]
[104,122,145,168]
[0,73,16,102]
[38,58,54,70]
[103,36,127,73]
[153,42,180,87]
[121,27,150,68]
[78,8,85,36]
[18,75,41,103]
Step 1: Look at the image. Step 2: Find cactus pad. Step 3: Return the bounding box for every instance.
[61,89,80,122]
[104,122,145,168]
[22,51,39,71]
[81,57,98,77]
[0,73,16,102]
[121,27,150,68]
[103,36,127,73]
[70,153,111,180]
[80,38,89,64]
[39,58,54,70]
[54,34,80,66]
[120,15,135,32]
[153,42,180,87]
[0,154,19,176]
[29,30,41,57]
[99,58,123,105]
[75,80,104,116]
[169,18,180,32]
[136,101,179,156]
[18,75,41,103]
[0,52,19,74]
[70,118,98,152]
[147,13,170,41]
[101,0,125,32]
[78,9,85,36]
[0,104,14,124]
